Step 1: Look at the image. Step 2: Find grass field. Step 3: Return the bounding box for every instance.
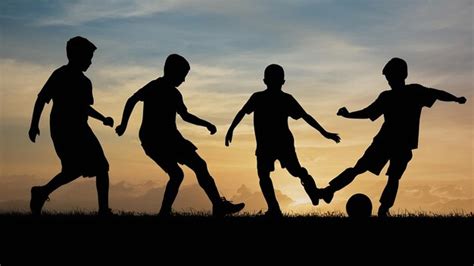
[1,211,472,262]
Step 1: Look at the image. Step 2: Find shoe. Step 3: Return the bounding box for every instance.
[377,206,390,217]
[320,187,334,204]
[213,197,245,217]
[30,186,49,215]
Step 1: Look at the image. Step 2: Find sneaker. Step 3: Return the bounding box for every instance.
[30,186,49,215]
[212,197,245,217]
[320,187,334,204]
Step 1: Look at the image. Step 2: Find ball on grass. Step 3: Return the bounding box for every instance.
[346,193,372,218]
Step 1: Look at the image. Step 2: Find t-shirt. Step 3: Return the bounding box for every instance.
[362,84,437,149]
[38,65,93,129]
[242,89,306,155]
[133,78,187,145]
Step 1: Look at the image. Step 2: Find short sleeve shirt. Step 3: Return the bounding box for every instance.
[366,84,437,149]
[134,78,187,145]
[243,89,306,155]
[38,65,93,128]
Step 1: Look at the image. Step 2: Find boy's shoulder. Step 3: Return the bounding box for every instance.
[251,90,266,97]
[144,79,160,89]
[50,65,68,77]
[251,89,292,98]
[405,83,426,90]
[138,79,160,94]
[377,89,393,100]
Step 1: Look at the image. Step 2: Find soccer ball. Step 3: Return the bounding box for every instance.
[346,193,372,218]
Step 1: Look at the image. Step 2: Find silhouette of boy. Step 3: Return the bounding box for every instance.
[225,64,340,217]
[28,36,114,215]
[116,54,245,216]
[321,57,467,216]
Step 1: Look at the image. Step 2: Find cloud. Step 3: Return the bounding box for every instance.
[230,184,295,213]
[36,0,262,26]
[37,0,175,26]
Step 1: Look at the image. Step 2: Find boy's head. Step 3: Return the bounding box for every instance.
[264,64,285,88]
[66,36,96,72]
[383,57,407,89]
[164,54,190,87]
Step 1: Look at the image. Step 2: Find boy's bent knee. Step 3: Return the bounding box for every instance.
[287,166,308,178]
[168,168,184,182]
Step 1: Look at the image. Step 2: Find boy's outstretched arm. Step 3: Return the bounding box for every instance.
[116,95,139,136]
[29,98,46,143]
[430,88,467,104]
[89,107,114,127]
[337,107,373,119]
[225,110,246,146]
[302,113,340,143]
[179,111,217,135]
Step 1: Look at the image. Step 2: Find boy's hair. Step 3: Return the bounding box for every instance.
[66,36,97,61]
[264,64,285,81]
[164,54,190,75]
[382,57,408,79]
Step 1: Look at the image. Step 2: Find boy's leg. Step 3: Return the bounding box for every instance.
[257,168,282,214]
[31,172,80,215]
[182,151,244,216]
[324,143,385,203]
[283,150,319,205]
[160,164,184,215]
[286,165,319,206]
[322,166,367,204]
[143,145,185,215]
[96,171,110,214]
[181,152,220,205]
[328,167,364,192]
[378,151,412,217]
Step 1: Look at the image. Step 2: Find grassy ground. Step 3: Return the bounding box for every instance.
[1,212,472,262]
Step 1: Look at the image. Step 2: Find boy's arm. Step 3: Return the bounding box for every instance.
[179,111,217,135]
[225,110,246,146]
[302,113,340,143]
[29,98,46,143]
[337,93,384,120]
[116,95,140,136]
[337,107,373,119]
[430,88,466,104]
[89,107,114,127]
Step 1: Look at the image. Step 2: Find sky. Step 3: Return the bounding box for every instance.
[0,0,472,215]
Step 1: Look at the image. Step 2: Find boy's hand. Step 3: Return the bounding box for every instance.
[28,126,40,143]
[207,123,217,135]
[324,131,341,143]
[225,131,233,146]
[337,107,349,117]
[457,97,467,104]
[115,124,126,136]
[103,117,114,127]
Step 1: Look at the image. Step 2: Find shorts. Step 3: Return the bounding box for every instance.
[52,124,109,177]
[142,138,197,173]
[256,148,302,173]
[356,141,413,177]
